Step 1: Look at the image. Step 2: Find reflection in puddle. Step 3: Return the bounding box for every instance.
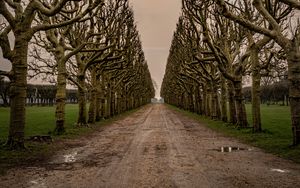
[271,168,289,173]
[64,152,78,163]
[219,147,249,152]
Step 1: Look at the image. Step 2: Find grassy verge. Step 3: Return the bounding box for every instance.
[0,104,141,175]
[168,104,300,163]
[0,104,80,139]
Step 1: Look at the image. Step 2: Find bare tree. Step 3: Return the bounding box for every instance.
[0,0,103,148]
[216,0,300,145]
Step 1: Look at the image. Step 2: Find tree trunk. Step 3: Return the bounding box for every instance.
[95,93,102,121]
[228,81,237,124]
[211,84,218,119]
[111,90,115,117]
[206,87,211,117]
[95,75,102,121]
[287,48,300,145]
[54,59,67,134]
[195,85,202,115]
[221,77,228,122]
[6,39,28,149]
[106,84,112,118]
[251,50,262,132]
[77,75,87,126]
[88,69,97,124]
[189,92,194,112]
[234,80,248,128]
[202,86,207,116]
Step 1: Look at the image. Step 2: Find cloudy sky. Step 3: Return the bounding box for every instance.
[0,1,182,97]
[130,0,182,97]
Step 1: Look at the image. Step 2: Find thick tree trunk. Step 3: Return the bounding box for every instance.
[195,85,202,115]
[287,49,300,145]
[6,39,28,149]
[189,93,194,112]
[216,93,221,120]
[106,84,112,118]
[234,80,248,128]
[221,77,228,122]
[206,87,211,117]
[111,90,115,117]
[228,81,237,124]
[95,94,102,121]
[95,75,102,121]
[77,75,87,126]
[251,50,262,132]
[125,94,129,111]
[54,59,67,134]
[76,54,88,126]
[88,70,97,124]
[211,85,218,119]
[202,87,207,116]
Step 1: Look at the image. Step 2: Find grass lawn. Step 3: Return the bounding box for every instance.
[170,104,300,163]
[0,104,79,140]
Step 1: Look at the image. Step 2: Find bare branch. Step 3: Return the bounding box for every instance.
[279,0,300,9]
[0,1,16,28]
[0,25,13,61]
[0,69,12,79]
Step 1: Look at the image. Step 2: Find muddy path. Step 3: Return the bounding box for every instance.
[1,104,300,188]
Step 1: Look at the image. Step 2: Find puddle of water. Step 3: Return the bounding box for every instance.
[271,168,289,173]
[219,146,247,152]
[64,152,78,163]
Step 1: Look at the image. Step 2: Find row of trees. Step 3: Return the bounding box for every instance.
[0,0,155,149]
[161,0,300,145]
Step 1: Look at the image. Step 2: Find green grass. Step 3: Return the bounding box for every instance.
[0,104,80,139]
[169,104,300,163]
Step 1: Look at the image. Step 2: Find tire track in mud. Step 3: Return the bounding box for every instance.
[1,104,300,188]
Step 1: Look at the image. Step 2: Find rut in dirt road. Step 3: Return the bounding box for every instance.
[1,104,300,188]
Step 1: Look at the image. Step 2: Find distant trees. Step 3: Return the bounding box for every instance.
[0,81,77,106]
[0,0,154,149]
[243,75,289,106]
[161,0,299,145]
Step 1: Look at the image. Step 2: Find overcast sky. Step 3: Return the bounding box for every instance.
[0,1,182,97]
[130,0,182,97]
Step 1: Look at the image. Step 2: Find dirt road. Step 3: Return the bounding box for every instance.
[1,104,300,188]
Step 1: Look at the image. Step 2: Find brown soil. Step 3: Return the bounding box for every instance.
[1,104,300,188]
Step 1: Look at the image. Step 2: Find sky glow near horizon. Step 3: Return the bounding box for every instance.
[130,0,182,97]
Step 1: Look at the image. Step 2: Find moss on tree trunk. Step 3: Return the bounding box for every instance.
[287,49,300,145]
[6,39,28,149]
[77,75,87,126]
[234,80,248,128]
[228,81,237,124]
[54,59,67,135]
[221,77,228,122]
[251,50,262,132]
[88,69,97,124]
